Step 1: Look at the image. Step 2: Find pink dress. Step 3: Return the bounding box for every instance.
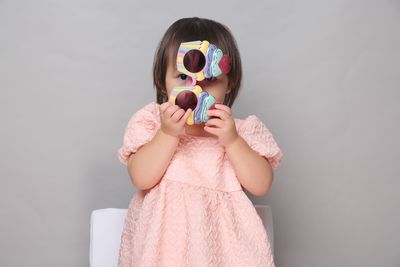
[117,101,283,267]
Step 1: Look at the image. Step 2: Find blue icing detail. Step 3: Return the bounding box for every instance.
[192,91,217,124]
[210,49,223,77]
[204,44,217,79]
[194,91,208,124]
[202,95,216,122]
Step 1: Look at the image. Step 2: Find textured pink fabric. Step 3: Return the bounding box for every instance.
[117,101,283,267]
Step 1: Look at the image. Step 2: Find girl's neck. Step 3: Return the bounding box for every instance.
[184,123,214,137]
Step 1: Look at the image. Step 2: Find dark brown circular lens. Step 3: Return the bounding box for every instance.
[175,90,197,111]
[183,50,205,73]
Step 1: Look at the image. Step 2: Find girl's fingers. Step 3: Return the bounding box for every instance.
[164,104,180,118]
[214,104,232,115]
[171,108,185,122]
[205,118,224,128]
[179,108,192,125]
[207,109,230,120]
[204,125,219,136]
[160,102,171,113]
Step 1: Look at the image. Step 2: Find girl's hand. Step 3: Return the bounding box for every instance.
[204,104,239,147]
[159,102,192,138]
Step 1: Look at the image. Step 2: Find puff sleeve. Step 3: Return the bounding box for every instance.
[117,102,160,165]
[238,115,283,170]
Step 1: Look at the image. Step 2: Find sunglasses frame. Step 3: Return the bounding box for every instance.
[169,40,230,125]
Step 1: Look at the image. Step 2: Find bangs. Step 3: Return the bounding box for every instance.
[167,20,233,65]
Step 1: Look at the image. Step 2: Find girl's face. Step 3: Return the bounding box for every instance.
[164,49,231,104]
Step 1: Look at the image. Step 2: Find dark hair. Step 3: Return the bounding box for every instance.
[152,17,242,107]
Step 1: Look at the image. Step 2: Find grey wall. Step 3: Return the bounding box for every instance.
[1,0,399,266]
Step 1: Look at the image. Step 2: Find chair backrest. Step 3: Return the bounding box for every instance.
[90,205,273,267]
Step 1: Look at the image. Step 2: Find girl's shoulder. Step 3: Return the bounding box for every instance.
[234,115,283,170]
[135,101,160,116]
[127,101,160,125]
[118,101,160,165]
[234,114,266,134]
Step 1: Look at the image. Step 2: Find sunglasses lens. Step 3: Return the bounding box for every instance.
[175,90,198,111]
[183,50,205,73]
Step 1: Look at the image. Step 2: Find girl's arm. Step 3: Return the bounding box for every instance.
[225,136,273,196]
[126,102,191,190]
[127,129,179,190]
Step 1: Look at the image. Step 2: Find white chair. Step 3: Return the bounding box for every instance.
[90,205,274,267]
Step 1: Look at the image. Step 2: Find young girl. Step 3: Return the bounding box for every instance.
[117,17,283,267]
